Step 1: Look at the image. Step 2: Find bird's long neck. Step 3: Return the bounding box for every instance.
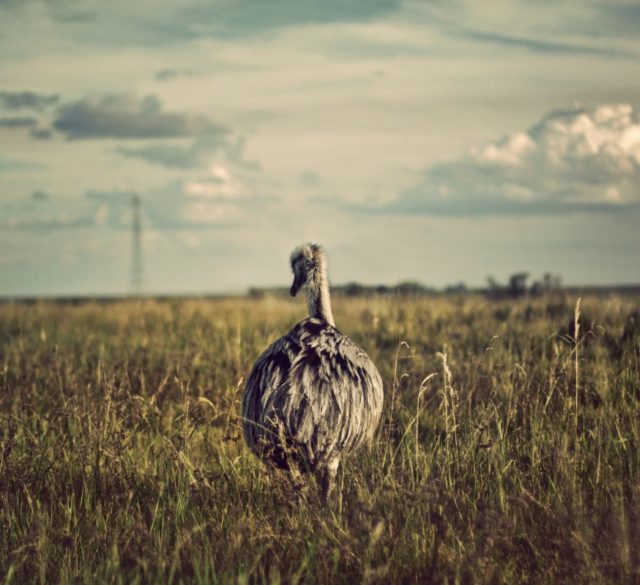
[306,255,335,326]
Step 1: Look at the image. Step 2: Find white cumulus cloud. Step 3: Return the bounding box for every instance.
[391,103,640,215]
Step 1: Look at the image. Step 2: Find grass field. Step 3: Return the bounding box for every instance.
[1,294,639,584]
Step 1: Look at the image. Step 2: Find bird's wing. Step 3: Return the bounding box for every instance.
[281,319,384,459]
[241,332,301,449]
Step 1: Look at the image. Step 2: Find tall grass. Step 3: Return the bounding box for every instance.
[0,294,638,583]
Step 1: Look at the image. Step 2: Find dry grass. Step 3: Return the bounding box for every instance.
[1,293,639,584]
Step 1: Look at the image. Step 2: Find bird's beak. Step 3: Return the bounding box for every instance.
[290,272,304,297]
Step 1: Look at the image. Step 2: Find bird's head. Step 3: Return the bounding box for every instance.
[290,243,321,297]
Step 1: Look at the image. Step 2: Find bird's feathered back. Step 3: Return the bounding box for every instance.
[243,318,383,471]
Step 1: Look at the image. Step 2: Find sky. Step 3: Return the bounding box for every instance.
[1,0,640,296]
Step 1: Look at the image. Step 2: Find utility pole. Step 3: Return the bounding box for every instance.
[131,193,143,296]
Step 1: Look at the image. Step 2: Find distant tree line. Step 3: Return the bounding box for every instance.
[248,272,562,300]
[486,272,563,299]
[248,281,439,299]
[340,281,438,297]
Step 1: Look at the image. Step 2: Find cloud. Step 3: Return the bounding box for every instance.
[53,94,228,140]
[0,196,100,232]
[419,2,639,59]
[84,190,143,228]
[81,172,258,231]
[1,0,402,48]
[115,133,261,171]
[30,127,53,140]
[154,68,201,81]
[0,156,45,171]
[1,215,95,231]
[299,170,322,187]
[140,163,271,230]
[224,136,262,171]
[189,0,402,38]
[0,116,37,127]
[0,157,267,236]
[593,1,640,39]
[115,135,227,168]
[32,190,50,201]
[110,0,401,42]
[185,165,234,199]
[458,29,633,58]
[85,189,138,203]
[385,103,640,216]
[0,90,59,111]
[1,188,142,233]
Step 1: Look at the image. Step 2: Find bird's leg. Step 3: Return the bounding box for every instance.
[319,458,340,504]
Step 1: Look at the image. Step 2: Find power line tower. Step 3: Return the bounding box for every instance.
[131,194,144,296]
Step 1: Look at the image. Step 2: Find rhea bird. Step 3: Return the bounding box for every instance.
[242,243,384,501]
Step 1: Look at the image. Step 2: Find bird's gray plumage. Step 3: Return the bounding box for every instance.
[242,243,384,500]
